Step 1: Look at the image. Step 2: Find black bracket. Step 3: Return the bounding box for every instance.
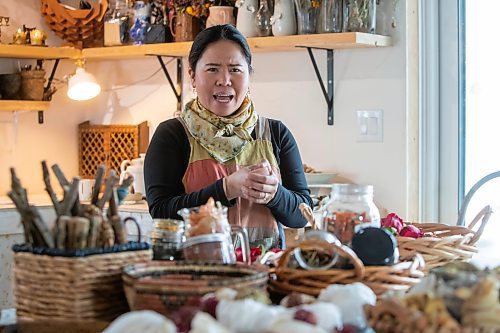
[301,47,334,125]
[156,56,183,113]
[35,58,61,124]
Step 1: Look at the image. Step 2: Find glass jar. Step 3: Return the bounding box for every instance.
[294,0,320,34]
[316,0,342,33]
[150,219,185,260]
[343,0,377,33]
[323,184,380,244]
[178,203,250,263]
[255,0,272,37]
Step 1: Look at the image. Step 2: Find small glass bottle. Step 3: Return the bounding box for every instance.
[255,0,272,37]
[323,184,381,245]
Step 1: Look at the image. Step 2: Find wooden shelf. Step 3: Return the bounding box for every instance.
[0,33,391,60]
[0,100,50,111]
[81,32,392,60]
[0,44,80,60]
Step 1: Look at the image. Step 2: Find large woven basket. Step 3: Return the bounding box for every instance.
[122,261,269,316]
[13,243,152,322]
[269,239,425,298]
[397,205,492,270]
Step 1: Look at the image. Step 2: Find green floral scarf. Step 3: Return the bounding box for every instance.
[181,96,258,163]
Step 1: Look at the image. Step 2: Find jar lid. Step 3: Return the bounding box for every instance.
[351,227,398,266]
[182,233,227,248]
[153,219,184,232]
[331,183,373,195]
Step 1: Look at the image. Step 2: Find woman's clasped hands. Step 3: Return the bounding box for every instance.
[224,159,278,204]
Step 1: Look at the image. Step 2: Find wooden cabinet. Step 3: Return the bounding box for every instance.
[78,121,149,178]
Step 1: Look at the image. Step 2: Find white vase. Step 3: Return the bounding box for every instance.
[271,0,296,36]
[206,6,236,28]
[235,0,259,37]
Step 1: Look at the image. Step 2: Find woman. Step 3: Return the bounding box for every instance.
[144,24,312,249]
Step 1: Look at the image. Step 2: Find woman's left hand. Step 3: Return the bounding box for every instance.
[242,159,279,204]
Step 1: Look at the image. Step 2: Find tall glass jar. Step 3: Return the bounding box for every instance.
[343,0,376,33]
[294,0,320,34]
[255,0,272,37]
[323,184,380,245]
[316,0,342,33]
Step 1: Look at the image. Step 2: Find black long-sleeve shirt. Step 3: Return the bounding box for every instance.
[144,117,312,232]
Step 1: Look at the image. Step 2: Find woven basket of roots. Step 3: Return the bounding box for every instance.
[41,0,108,47]
[269,239,425,299]
[13,243,151,321]
[396,205,493,270]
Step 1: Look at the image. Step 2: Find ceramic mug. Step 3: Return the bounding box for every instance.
[79,179,95,201]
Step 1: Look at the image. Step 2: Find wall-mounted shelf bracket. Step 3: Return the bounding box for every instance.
[301,47,334,125]
[36,58,61,124]
[156,56,183,112]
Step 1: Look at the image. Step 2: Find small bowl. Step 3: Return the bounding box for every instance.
[305,172,337,185]
[0,73,22,100]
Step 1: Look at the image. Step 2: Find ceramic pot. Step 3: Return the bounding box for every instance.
[206,6,236,28]
[170,11,201,42]
[120,153,146,196]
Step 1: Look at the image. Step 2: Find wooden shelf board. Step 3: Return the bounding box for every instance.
[0,33,391,61]
[0,44,80,59]
[0,100,50,111]
[82,32,392,60]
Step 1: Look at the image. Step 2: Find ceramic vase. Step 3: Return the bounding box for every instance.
[271,0,296,36]
[236,0,259,37]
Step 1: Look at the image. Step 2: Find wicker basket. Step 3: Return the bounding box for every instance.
[397,205,492,270]
[13,243,152,322]
[269,239,425,298]
[122,261,269,316]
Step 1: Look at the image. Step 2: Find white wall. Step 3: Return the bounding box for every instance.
[0,1,408,216]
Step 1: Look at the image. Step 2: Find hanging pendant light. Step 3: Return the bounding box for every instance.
[67,59,101,101]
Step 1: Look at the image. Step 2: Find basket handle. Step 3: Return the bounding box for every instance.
[276,239,365,279]
[466,205,493,245]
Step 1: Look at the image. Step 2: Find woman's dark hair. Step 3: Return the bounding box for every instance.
[188,24,253,73]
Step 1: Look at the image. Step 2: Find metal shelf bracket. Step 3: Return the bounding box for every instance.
[37,58,61,124]
[156,56,183,113]
[303,47,334,125]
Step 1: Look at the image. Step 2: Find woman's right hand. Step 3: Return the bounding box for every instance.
[224,167,253,200]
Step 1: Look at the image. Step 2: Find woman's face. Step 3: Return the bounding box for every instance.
[189,40,250,117]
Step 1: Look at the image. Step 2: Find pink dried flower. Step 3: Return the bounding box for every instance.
[399,224,424,238]
[381,213,405,233]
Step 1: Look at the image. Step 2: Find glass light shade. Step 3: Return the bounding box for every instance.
[67,67,101,101]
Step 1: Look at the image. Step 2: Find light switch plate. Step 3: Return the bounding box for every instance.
[356,110,383,142]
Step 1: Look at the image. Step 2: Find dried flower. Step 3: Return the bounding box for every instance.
[381,212,405,233]
[166,0,235,18]
[400,224,424,238]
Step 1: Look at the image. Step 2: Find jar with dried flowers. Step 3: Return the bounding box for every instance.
[343,0,376,33]
[206,0,236,27]
[294,0,320,34]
